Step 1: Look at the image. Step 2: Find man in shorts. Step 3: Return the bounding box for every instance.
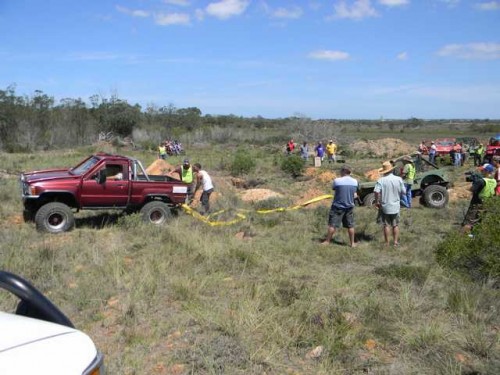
[374,161,406,247]
[321,165,358,247]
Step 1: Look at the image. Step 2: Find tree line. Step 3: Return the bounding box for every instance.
[1,85,498,152]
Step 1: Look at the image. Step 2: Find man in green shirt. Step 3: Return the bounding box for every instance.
[401,156,416,208]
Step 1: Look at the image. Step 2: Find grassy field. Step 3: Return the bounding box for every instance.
[0,139,499,374]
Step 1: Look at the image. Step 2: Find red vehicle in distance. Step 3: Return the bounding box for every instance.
[484,134,500,163]
[433,138,456,156]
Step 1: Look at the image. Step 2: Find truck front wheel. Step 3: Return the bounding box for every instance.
[423,185,448,209]
[140,201,172,225]
[362,193,376,207]
[35,203,75,233]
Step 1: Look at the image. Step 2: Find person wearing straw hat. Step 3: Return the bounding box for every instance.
[321,165,358,247]
[374,161,406,247]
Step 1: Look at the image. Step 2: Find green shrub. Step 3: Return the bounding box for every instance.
[230,150,256,176]
[280,155,305,177]
[436,197,500,284]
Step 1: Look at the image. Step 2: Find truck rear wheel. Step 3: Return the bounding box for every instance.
[140,201,172,225]
[35,203,75,233]
[423,185,448,209]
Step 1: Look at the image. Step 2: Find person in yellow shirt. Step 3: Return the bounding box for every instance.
[326,140,337,163]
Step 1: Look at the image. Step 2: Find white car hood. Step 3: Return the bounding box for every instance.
[0,312,98,374]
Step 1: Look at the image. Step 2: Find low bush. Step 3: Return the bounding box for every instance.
[230,149,256,176]
[436,197,500,284]
[280,155,305,177]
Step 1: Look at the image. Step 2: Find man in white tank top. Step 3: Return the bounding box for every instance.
[193,163,214,214]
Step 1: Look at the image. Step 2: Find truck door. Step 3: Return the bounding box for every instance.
[80,162,130,207]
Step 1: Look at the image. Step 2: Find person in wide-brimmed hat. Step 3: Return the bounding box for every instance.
[378,161,395,174]
[374,160,406,247]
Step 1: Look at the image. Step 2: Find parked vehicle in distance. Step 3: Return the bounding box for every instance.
[484,134,500,163]
[433,138,456,156]
[456,137,480,154]
[0,271,104,374]
[358,154,450,209]
[20,153,189,233]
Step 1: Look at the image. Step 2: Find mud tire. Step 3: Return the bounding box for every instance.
[140,201,172,225]
[362,193,376,207]
[423,185,448,209]
[35,202,75,233]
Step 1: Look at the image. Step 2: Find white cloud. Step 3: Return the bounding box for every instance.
[308,50,350,61]
[475,1,500,10]
[437,0,460,8]
[272,6,303,19]
[332,0,378,20]
[66,52,122,61]
[397,51,408,60]
[116,5,150,18]
[195,8,205,20]
[205,0,250,20]
[437,42,500,59]
[378,0,409,6]
[164,0,190,6]
[154,12,191,25]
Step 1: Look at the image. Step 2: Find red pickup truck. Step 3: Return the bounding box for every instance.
[433,138,456,156]
[20,153,189,233]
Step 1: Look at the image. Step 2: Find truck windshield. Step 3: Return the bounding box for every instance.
[70,156,100,175]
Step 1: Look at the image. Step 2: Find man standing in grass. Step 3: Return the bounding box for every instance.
[193,163,214,215]
[374,161,406,247]
[321,165,358,247]
[401,156,415,208]
[326,140,337,163]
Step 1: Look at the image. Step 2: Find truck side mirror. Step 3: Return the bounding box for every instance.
[97,170,107,184]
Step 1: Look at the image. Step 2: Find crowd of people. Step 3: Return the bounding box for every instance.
[158,139,184,159]
[322,152,499,247]
[286,139,339,163]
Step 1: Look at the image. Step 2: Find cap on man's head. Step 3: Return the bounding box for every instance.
[183,158,190,165]
[479,163,494,174]
[329,139,333,142]
[431,141,435,143]
[402,156,413,163]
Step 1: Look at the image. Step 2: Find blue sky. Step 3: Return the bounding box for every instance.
[1,0,499,119]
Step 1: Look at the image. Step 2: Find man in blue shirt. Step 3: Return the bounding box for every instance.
[321,165,359,247]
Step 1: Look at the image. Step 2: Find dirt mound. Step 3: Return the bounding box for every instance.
[350,138,414,159]
[294,188,331,207]
[146,159,176,175]
[449,181,472,202]
[364,169,380,181]
[317,171,336,183]
[240,189,283,202]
